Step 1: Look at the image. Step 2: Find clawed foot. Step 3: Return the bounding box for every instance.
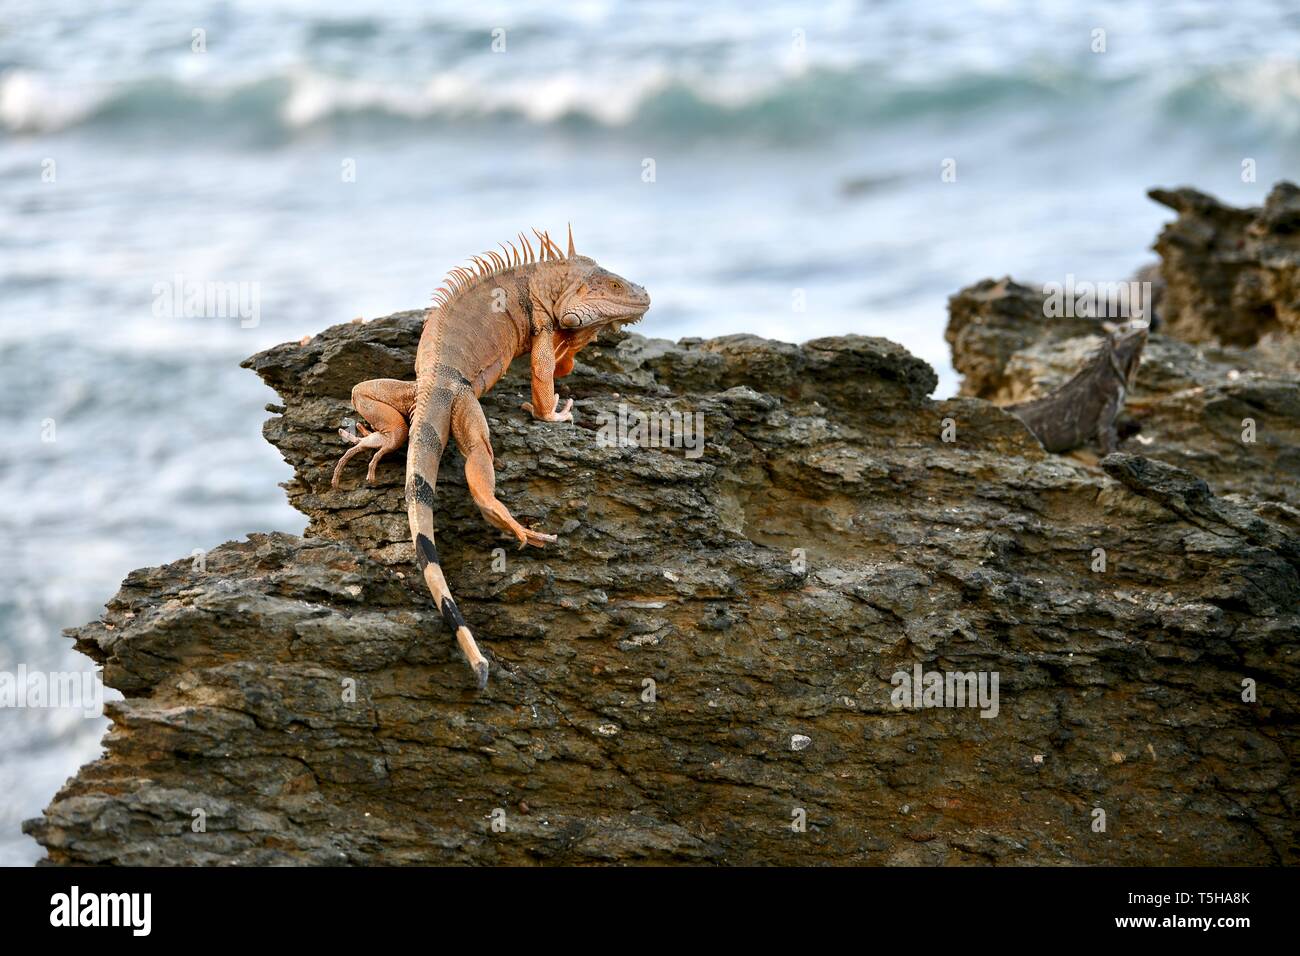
[504,514,557,549]
[514,525,557,549]
[478,499,557,549]
[521,396,574,423]
[331,424,391,488]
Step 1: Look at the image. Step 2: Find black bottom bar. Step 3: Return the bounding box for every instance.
[0,865,1285,941]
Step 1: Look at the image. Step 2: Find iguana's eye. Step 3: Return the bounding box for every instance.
[608,279,625,293]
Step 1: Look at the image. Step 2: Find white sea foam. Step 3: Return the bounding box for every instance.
[4,49,1297,137]
[0,70,99,133]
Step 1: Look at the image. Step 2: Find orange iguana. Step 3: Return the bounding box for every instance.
[331,227,651,688]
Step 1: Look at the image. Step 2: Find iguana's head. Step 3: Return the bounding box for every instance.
[1110,325,1148,386]
[523,227,650,332]
[434,227,651,334]
[550,255,651,331]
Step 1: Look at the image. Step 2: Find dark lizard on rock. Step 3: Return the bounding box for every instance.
[1006,326,1147,455]
[330,227,651,687]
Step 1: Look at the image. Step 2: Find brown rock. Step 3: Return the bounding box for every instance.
[1150,181,1300,345]
[25,305,1298,864]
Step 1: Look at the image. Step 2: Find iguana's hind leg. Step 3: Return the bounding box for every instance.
[332,379,416,488]
[452,391,557,548]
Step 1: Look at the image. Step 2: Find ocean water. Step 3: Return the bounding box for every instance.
[2,0,1298,864]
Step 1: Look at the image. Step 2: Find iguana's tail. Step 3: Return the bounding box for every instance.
[406,389,490,689]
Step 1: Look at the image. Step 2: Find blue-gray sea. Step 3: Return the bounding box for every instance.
[2,0,1298,863]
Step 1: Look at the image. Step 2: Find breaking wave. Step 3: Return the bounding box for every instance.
[4,59,1298,141]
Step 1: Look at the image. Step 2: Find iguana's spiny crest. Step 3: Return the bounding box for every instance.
[431,225,650,331]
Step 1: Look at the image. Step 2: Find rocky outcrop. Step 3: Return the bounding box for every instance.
[27,186,1300,866]
[946,195,1300,511]
[946,277,1102,405]
[25,332,1297,864]
[1150,181,1300,345]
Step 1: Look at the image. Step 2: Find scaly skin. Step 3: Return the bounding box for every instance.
[332,227,651,688]
[1006,326,1147,454]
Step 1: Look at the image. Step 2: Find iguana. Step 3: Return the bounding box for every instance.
[1006,326,1147,455]
[331,227,651,688]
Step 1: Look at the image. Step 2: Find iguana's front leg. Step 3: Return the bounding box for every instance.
[553,326,597,378]
[1097,393,1122,456]
[521,327,574,423]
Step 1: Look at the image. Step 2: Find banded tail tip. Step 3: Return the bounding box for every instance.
[431,572,487,690]
[451,619,488,690]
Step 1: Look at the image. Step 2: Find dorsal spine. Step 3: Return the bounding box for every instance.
[431,228,568,311]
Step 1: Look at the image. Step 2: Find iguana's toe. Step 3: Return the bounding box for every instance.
[332,427,385,489]
[520,397,574,423]
[516,526,557,549]
[338,423,372,442]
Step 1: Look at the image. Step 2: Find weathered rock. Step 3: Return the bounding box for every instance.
[1150,181,1300,345]
[26,304,1299,864]
[949,295,1300,508]
[946,277,1102,405]
[946,187,1300,510]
